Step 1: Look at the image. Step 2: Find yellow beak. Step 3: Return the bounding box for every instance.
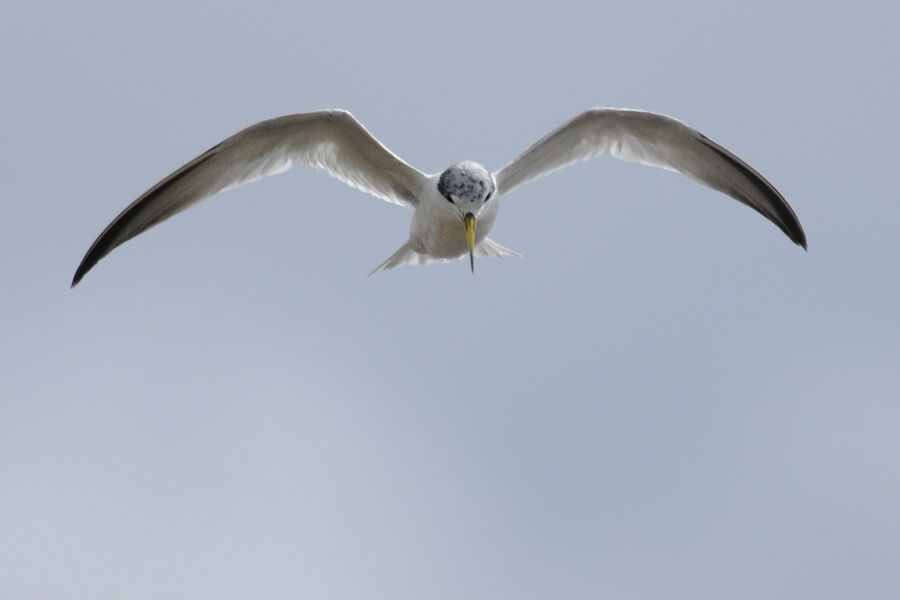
[463,213,477,273]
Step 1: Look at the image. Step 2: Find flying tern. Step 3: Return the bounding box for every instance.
[71,108,806,286]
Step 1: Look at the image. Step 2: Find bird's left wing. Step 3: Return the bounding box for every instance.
[72,110,427,286]
[493,108,806,248]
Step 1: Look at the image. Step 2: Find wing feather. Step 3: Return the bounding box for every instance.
[72,110,427,285]
[494,109,806,248]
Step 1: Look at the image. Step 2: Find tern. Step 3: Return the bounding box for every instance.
[71,108,806,286]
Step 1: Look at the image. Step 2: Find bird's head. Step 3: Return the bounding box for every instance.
[437,162,496,272]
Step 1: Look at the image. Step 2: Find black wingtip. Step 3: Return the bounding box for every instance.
[70,254,96,288]
[696,134,807,252]
[70,269,84,288]
[786,216,807,251]
[785,222,807,251]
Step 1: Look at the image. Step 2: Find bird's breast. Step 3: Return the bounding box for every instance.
[410,201,498,259]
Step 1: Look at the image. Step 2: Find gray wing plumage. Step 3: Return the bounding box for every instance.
[494,108,806,248]
[72,110,427,286]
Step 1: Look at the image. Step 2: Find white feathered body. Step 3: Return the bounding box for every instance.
[410,174,500,258]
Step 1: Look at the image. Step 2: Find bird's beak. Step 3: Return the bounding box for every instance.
[463,212,477,273]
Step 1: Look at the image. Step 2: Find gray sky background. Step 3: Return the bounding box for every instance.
[2,1,898,598]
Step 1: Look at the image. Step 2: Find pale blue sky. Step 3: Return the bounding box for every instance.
[2,1,898,598]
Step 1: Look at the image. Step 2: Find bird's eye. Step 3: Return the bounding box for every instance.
[485,192,492,202]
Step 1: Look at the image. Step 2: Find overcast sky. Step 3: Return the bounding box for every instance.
[2,1,898,599]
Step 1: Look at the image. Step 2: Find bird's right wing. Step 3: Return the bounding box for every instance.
[494,108,806,248]
[72,110,428,285]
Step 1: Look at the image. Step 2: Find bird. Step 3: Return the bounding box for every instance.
[71,108,806,286]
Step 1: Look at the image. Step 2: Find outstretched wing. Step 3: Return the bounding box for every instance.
[72,110,428,285]
[494,108,806,248]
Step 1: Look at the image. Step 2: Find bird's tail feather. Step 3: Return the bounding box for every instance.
[475,238,521,259]
[369,242,422,275]
[369,238,520,275]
